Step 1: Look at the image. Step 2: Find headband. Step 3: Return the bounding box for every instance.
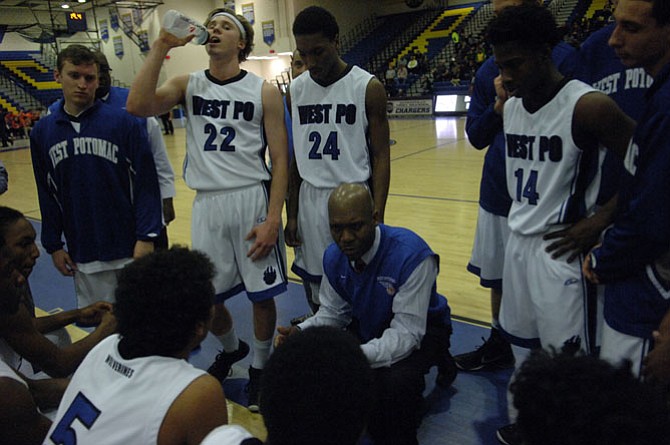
[211,12,246,40]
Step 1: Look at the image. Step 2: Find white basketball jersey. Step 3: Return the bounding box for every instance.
[291,65,373,188]
[44,334,206,445]
[184,70,271,191]
[504,80,600,235]
[0,357,26,386]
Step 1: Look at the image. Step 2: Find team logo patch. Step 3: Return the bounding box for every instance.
[564,278,579,286]
[263,266,277,285]
[377,276,397,296]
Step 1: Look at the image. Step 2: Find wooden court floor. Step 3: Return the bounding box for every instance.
[0,115,491,325]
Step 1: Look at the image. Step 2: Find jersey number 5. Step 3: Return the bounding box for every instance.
[308,131,340,160]
[204,124,236,152]
[49,392,101,445]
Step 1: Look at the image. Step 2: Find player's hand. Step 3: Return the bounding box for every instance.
[157,28,195,48]
[246,219,279,261]
[643,311,670,383]
[582,247,601,284]
[76,301,113,327]
[51,249,76,277]
[162,197,176,225]
[284,218,301,248]
[274,325,300,348]
[133,240,154,259]
[95,310,117,337]
[543,217,604,263]
[493,75,508,115]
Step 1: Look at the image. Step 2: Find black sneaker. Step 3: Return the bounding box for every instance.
[207,340,250,381]
[246,366,262,413]
[496,423,523,445]
[454,329,514,371]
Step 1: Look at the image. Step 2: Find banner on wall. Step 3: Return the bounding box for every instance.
[224,0,235,10]
[109,8,119,31]
[121,12,133,35]
[138,30,150,52]
[99,19,109,41]
[386,98,433,116]
[262,20,275,46]
[242,3,255,25]
[113,35,124,58]
[133,9,143,27]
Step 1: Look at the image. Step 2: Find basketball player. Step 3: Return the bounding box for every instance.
[30,44,162,308]
[512,350,670,445]
[0,220,68,445]
[127,8,288,412]
[43,247,228,445]
[285,6,390,310]
[47,51,177,249]
[459,0,576,373]
[200,326,372,445]
[544,1,652,260]
[488,5,635,444]
[0,206,116,378]
[583,0,670,377]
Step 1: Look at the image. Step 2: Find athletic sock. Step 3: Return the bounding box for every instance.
[251,337,272,370]
[217,329,239,353]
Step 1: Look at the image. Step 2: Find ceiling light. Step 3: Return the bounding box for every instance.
[78,0,86,3]
[61,4,70,8]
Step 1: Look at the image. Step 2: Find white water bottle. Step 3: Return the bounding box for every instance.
[162,9,208,45]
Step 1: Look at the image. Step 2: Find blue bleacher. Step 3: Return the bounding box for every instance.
[0,50,61,107]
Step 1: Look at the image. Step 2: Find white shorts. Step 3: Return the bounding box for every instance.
[74,268,124,307]
[500,230,594,352]
[292,182,334,283]
[192,184,287,303]
[600,320,651,377]
[467,206,510,290]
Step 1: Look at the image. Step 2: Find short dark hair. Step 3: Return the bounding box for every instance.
[56,44,98,72]
[647,0,670,25]
[0,206,24,249]
[261,326,373,445]
[114,246,214,357]
[205,8,254,62]
[512,349,670,445]
[292,6,339,41]
[487,4,562,50]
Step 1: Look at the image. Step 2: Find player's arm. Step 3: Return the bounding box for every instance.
[126,30,191,117]
[360,256,435,368]
[283,89,303,247]
[365,77,390,223]
[29,129,74,276]
[127,118,162,259]
[158,374,228,445]
[644,307,670,383]
[245,82,288,261]
[146,116,177,224]
[33,301,113,333]
[0,377,52,445]
[591,114,670,282]
[465,60,504,149]
[543,93,635,263]
[1,305,116,378]
[573,91,635,159]
[25,376,69,411]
